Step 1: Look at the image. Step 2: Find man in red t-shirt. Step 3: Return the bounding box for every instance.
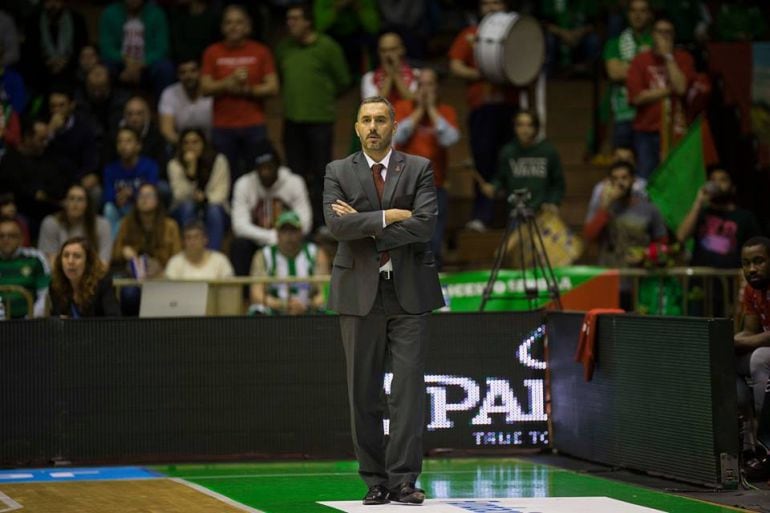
[626,15,695,180]
[393,68,459,269]
[448,0,518,231]
[201,5,278,181]
[735,236,770,477]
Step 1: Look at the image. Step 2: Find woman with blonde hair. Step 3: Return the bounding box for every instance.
[50,236,120,317]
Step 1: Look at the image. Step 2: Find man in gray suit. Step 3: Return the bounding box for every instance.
[323,96,444,505]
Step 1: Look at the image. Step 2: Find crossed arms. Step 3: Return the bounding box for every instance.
[322,160,437,251]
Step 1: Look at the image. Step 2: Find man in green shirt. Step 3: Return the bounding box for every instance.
[0,217,50,318]
[603,0,653,148]
[276,3,351,233]
[481,110,565,215]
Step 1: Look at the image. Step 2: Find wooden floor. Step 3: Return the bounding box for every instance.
[0,479,257,513]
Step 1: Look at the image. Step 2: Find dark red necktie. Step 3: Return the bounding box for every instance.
[372,163,390,267]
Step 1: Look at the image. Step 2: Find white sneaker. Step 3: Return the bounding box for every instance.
[465,219,487,232]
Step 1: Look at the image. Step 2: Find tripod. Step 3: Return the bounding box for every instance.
[479,189,563,311]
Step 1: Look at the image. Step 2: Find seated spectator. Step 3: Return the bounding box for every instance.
[165,220,234,280]
[0,217,50,319]
[103,127,160,236]
[111,182,181,315]
[0,85,21,152]
[107,96,167,168]
[76,44,101,88]
[249,210,328,315]
[627,15,696,180]
[0,9,20,68]
[169,0,220,64]
[0,193,31,247]
[0,117,67,232]
[158,59,213,146]
[0,41,27,115]
[201,4,278,181]
[361,32,417,103]
[735,237,770,479]
[585,147,647,221]
[49,236,121,318]
[603,0,653,150]
[46,85,100,198]
[230,144,311,276]
[540,0,601,76]
[38,184,112,267]
[19,0,88,92]
[583,160,667,308]
[168,128,230,250]
[98,0,175,96]
[75,64,130,149]
[393,68,459,269]
[677,166,762,269]
[480,110,565,216]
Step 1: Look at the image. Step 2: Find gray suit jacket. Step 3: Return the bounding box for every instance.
[323,150,444,316]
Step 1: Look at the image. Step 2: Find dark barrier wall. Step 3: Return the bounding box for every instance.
[548,312,739,488]
[1,312,548,466]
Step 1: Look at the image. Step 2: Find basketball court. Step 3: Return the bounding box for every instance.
[0,458,747,512]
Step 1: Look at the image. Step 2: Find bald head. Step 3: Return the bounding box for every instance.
[124,97,150,130]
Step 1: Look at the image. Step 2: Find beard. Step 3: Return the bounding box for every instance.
[747,276,770,290]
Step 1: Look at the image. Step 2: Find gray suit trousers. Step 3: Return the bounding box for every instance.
[339,276,427,488]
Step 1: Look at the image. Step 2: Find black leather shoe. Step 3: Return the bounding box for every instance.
[389,482,425,504]
[363,484,390,505]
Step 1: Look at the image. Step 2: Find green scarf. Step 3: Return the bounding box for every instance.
[40,9,74,61]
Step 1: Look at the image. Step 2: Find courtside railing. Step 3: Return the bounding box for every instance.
[112,267,743,318]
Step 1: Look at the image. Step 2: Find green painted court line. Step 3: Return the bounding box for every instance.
[152,458,747,513]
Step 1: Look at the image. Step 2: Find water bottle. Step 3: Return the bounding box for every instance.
[0,296,6,320]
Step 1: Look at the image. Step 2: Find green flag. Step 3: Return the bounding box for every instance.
[647,118,706,231]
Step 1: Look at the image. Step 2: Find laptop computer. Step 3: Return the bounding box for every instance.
[139,281,209,318]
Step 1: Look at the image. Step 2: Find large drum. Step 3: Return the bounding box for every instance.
[505,210,584,269]
[474,12,545,86]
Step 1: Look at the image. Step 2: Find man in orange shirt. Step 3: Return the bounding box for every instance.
[394,68,459,269]
[448,0,518,231]
[201,5,279,182]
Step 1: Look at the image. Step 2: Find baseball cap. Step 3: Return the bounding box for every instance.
[275,211,302,229]
[253,142,278,167]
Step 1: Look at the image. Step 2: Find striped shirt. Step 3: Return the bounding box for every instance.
[0,247,51,318]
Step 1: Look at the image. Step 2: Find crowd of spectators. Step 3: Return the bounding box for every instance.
[0,0,768,322]
[0,0,769,487]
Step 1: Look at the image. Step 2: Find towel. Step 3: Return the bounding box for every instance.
[575,308,624,381]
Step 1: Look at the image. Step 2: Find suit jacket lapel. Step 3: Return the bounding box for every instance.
[353,152,381,209]
[382,151,405,208]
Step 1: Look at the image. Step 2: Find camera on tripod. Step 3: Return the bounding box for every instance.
[508,188,533,218]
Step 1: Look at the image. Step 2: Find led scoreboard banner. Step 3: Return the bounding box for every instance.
[419,312,548,450]
[0,312,548,465]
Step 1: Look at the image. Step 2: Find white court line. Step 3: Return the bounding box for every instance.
[0,491,23,512]
[170,478,265,513]
[177,468,568,480]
